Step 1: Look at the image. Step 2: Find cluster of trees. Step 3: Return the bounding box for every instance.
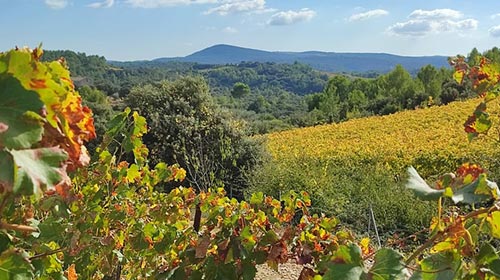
[304,65,452,124]
[124,77,264,199]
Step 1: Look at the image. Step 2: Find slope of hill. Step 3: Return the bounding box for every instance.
[154,44,450,74]
[266,98,498,173]
[250,98,500,233]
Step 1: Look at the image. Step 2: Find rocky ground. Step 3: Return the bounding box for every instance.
[255,261,304,280]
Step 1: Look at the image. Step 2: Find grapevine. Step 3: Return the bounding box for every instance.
[1,46,500,279]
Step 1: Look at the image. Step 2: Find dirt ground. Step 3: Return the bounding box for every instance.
[255,261,304,280]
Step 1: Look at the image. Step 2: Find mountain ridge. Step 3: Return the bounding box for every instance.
[153,44,450,73]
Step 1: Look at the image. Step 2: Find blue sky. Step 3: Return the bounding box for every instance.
[1,0,499,61]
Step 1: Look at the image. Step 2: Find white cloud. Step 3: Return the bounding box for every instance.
[87,0,114,8]
[490,25,500,37]
[348,9,389,22]
[409,9,462,20]
[267,8,316,26]
[204,0,271,16]
[387,20,433,36]
[223,26,238,33]
[387,9,478,36]
[491,13,500,19]
[125,0,216,8]
[45,0,68,9]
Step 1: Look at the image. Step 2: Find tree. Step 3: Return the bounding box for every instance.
[467,47,481,66]
[416,65,444,101]
[248,95,269,113]
[378,65,423,110]
[325,75,350,102]
[231,82,251,98]
[125,77,262,198]
[484,46,500,64]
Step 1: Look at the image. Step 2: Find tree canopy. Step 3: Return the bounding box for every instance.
[125,77,262,198]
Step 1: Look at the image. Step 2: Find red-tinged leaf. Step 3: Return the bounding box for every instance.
[331,244,363,265]
[10,147,68,196]
[268,241,288,264]
[296,244,313,265]
[298,267,316,280]
[195,235,211,259]
[0,122,7,134]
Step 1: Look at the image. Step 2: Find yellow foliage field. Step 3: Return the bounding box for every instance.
[266,98,500,176]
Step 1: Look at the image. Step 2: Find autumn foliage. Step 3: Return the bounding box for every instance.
[1,47,500,279]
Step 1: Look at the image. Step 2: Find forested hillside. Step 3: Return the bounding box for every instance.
[154,44,450,73]
[43,47,500,134]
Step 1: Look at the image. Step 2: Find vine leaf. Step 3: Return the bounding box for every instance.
[323,264,363,280]
[367,248,405,279]
[324,244,364,280]
[485,211,500,238]
[0,151,15,192]
[0,249,34,279]
[10,147,68,196]
[409,252,460,280]
[451,175,498,204]
[406,167,444,201]
[406,167,499,204]
[476,243,499,267]
[67,264,78,280]
[0,76,43,149]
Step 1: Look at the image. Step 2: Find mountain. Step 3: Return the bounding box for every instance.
[154,44,450,73]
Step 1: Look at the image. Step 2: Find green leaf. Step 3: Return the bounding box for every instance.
[0,249,34,280]
[406,167,444,201]
[474,113,491,133]
[154,162,172,182]
[0,232,11,254]
[451,175,497,205]
[241,259,257,280]
[368,248,405,280]
[0,61,6,73]
[132,111,148,136]
[0,76,43,149]
[485,259,500,277]
[127,164,140,183]
[143,223,158,239]
[453,70,465,84]
[486,211,500,238]
[240,226,256,250]
[260,230,279,245]
[216,263,238,280]
[0,151,15,192]
[411,252,459,280]
[10,147,68,196]
[332,244,363,265]
[320,217,339,231]
[250,192,264,205]
[38,218,65,240]
[476,243,499,266]
[102,108,130,142]
[323,264,363,280]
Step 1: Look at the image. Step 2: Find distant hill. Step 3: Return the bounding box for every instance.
[154,44,450,74]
